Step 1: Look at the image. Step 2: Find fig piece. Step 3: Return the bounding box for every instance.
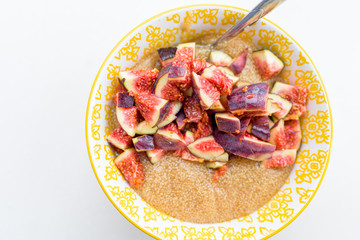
[114,148,144,188]
[132,135,154,152]
[135,121,158,135]
[154,123,186,150]
[213,152,229,162]
[269,118,275,129]
[184,87,193,97]
[157,47,177,67]
[194,112,213,140]
[228,83,269,113]
[116,106,141,137]
[233,80,251,89]
[157,101,182,128]
[215,112,240,133]
[176,110,186,130]
[187,136,225,160]
[193,57,207,75]
[213,164,227,182]
[209,50,233,67]
[107,126,133,150]
[119,69,159,95]
[146,149,166,164]
[229,49,248,74]
[269,119,287,150]
[214,128,275,161]
[209,100,226,113]
[239,116,251,137]
[271,82,308,120]
[181,149,204,162]
[268,93,293,119]
[153,64,184,101]
[114,92,134,108]
[251,116,270,141]
[184,130,195,144]
[201,65,233,95]
[207,161,226,169]
[183,95,203,123]
[263,149,297,168]
[192,72,220,110]
[135,93,169,127]
[217,66,240,85]
[252,50,284,80]
[284,119,302,150]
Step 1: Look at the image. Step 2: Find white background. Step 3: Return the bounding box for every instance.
[1,0,359,239]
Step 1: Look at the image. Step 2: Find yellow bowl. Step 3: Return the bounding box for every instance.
[86,4,332,239]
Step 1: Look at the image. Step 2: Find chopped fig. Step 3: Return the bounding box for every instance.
[187,136,225,160]
[229,49,248,74]
[207,161,226,169]
[181,149,204,162]
[153,65,184,101]
[233,80,251,89]
[184,87,193,97]
[157,101,182,128]
[251,116,270,141]
[268,93,293,119]
[215,112,240,133]
[284,120,302,150]
[217,66,240,85]
[271,82,308,120]
[193,57,207,74]
[114,148,144,187]
[107,126,133,150]
[209,50,233,67]
[133,135,154,152]
[119,69,159,95]
[154,123,186,150]
[135,120,158,135]
[176,110,186,130]
[269,118,275,129]
[183,95,203,123]
[146,149,166,164]
[213,152,229,162]
[209,100,226,113]
[171,42,195,91]
[252,50,284,80]
[220,94,229,111]
[239,117,251,137]
[157,47,177,67]
[184,130,195,144]
[201,65,233,95]
[263,149,297,168]
[169,66,188,82]
[269,119,287,150]
[228,83,269,113]
[116,106,140,137]
[214,129,275,161]
[114,92,134,108]
[135,93,169,127]
[213,164,227,182]
[192,72,220,110]
[194,112,213,139]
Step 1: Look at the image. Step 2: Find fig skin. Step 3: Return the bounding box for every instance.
[133,135,155,152]
[229,49,248,75]
[215,112,240,134]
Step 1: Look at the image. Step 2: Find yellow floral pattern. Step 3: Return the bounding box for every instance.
[108,186,139,222]
[296,51,309,66]
[237,215,253,223]
[258,29,293,66]
[146,227,179,240]
[143,204,175,222]
[257,188,293,223]
[281,70,291,84]
[301,110,330,144]
[115,33,141,62]
[221,10,245,25]
[144,26,179,55]
[296,188,314,204]
[259,227,274,236]
[295,70,325,104]
[295,150,327,184]
[91,104,101,141]
[104,145,121,181]
[184,9,218,25]
[180,28,227,43]
[238,30,256,43]
[95,84,102,100]
[182,226,216,240]
[219,227,256,240]
[167,13,181,23]
[93,144,101,160]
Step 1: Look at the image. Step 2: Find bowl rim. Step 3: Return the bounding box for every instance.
[85,4,333,240]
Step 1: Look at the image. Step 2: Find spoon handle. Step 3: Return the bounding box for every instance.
[211,0,286,47]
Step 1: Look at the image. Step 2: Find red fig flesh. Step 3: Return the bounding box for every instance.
[263,149,297,168]
[201,65,233,95]
[284,119,302,150]
[252,50,284,80]
[119,69,159,95]
[135,93,169,127]
[229,49,248,75]
[187,136,225,160]
[157,101,182,128]
[192,72,220,110]
[153,65,184,101]
[107,126,133,150]
[209,50,233,67]
[116,106,141,137]
[269,119,287,150]
[114,148,144,187]
[146,149,166,164]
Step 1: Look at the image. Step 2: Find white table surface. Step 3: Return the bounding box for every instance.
[1,0,359,239]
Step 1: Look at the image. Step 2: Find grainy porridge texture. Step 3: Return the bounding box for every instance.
[111,34,292,223]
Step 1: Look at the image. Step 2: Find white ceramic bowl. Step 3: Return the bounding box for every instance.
[86,4,332,239]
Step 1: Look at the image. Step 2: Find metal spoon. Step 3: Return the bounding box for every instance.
[196,0,285,56]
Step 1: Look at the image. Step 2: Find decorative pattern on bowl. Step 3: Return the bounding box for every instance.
[85,4,332,240]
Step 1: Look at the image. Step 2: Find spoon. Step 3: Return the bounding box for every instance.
[196,0,285,55]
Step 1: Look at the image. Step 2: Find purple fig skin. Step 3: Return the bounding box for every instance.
[229,49,248,74]
[152,64,171,93]
[169,66,187,79]
[214,128,242,155]
[251,116,270,141]
[158,47,177,61]
[133,135,154,152]
[228,83,269,112]
[115,92,134,107]
[176,110,186,130]
[154,133,186,150]
[239,117,251,137]
[158,102,170,125]
[215,113,240,133]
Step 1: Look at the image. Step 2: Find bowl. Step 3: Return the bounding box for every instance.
[85,4,332,239]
